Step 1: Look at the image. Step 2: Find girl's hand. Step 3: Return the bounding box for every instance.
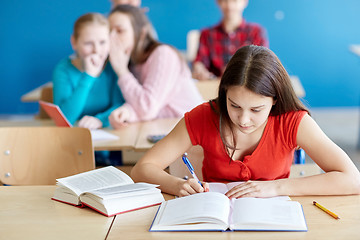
[109,31,131,77]
[225,180,279,199]
[109,106,130,129]
[192,62,215,81]
[83,53,104,77]
[78,115,103,130]
[176,178,209,197]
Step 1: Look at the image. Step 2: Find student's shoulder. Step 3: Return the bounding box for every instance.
[272,110,308,126]
[186,101,217,120]
[149,45,179,62]
[54,57,72,69]
[200,22,222,35]
[243,21,266,31]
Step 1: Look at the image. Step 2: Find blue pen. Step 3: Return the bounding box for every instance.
[182,153,203,187]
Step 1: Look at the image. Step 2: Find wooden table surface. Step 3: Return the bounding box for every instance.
[107,194,360,240]
[0,185,114,240]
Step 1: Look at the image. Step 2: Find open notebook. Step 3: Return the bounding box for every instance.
[39,101,119,142]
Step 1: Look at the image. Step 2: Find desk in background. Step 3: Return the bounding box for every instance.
[0,118,140,152]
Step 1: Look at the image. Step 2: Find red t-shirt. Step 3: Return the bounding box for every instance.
[184,102,307,182]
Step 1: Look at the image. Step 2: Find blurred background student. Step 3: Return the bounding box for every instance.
[192,0,268,81]
[52,13,124,129]
[108,5,203,128]
[52,13,125,166]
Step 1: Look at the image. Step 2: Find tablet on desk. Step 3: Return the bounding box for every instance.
[39,101,119,141]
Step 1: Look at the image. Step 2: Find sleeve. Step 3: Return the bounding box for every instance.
[193,29,211,69]
[116,45,183,122]
[283,111,307,148]
[184,103,210,146]
[52,60,97,124]
[94,66,125,127]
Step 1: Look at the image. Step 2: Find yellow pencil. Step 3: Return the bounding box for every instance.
[313,201,340,220]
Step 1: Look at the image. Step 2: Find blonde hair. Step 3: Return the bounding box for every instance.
[73,13,109,40]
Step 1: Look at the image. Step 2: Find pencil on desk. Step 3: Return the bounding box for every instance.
[313,201,340,220]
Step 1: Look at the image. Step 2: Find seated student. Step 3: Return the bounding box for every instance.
[53,13,124,129]
[108,5,203,128]
[192,0,268,81]
[131,45,360,198]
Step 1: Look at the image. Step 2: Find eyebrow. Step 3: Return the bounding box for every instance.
[228,98,266,109]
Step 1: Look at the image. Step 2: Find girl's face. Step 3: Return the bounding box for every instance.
[226,85,275,135]
[109,12,135,54]
[71,23,110,62]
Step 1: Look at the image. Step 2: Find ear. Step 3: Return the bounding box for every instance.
[70,35,76,51]
[273,99,277,106]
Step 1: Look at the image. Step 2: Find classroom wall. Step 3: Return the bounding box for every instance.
[1,0,360,114]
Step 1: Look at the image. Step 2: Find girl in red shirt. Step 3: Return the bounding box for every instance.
[132,45,360,198]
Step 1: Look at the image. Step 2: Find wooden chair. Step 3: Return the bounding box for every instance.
[0,127,95,185]
[37,85,53,119]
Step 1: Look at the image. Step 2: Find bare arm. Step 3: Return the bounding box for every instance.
[277,114,360,195]
[226,114,360,198]
[131,118,207,196]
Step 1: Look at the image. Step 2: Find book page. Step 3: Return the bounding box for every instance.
[156,192,230,226]
[83,183,160,200]
[209,182,244,194]
[209,182,290,201]
[57,166,134,196]
[230,198,307,231]
[90,129,119,142]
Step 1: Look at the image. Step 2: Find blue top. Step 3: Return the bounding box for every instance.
[52,57,125,127]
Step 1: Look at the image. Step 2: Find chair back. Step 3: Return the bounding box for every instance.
[38,85,53,119]
[186,29,200,62]
[0,127,95,185]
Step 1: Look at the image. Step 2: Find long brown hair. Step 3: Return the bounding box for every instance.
[109,4,160,64]
[212,45,309,157]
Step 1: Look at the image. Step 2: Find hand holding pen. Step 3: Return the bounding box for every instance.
[182,153,209,192]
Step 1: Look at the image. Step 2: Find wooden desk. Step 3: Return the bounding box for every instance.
[0,186,114,240]
[21,82,53,102]
[107,195,360,240]
[134,118,180,151]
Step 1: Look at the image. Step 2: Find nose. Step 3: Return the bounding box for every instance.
[92,43,99,54]
[238,111,250,126]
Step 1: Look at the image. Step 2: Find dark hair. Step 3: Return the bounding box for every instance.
[109,4,160,64]
[212,45,309,156]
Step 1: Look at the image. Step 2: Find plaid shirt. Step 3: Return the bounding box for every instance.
[194,20,268,77]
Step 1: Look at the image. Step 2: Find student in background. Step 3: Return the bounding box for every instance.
[108,5,203,128]
[192,0,268,81]
[52,13,124,129]
[131,45,360,198]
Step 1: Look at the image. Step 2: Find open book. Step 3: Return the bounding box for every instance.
[39,100,119,142]
[150,191,307,232]
[52,166,164,217]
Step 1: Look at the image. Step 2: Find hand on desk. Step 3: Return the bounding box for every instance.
[78,115,103,129]
[192,62,216,81]
[109,106,130,129]
[225,180,279,199]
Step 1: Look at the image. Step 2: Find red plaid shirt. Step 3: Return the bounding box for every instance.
[194,20,268,77]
